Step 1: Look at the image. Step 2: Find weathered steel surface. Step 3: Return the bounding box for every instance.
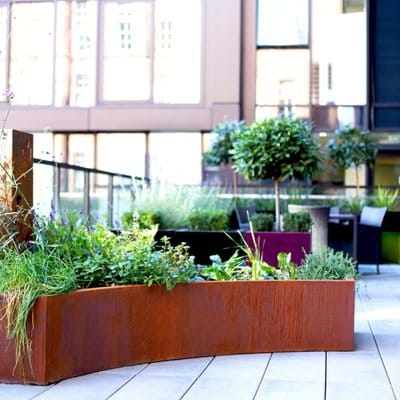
[0,280,355,385]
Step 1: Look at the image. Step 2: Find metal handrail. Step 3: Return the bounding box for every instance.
[33,158,148,226]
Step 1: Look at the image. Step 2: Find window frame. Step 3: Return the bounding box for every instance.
[256,0,311,49]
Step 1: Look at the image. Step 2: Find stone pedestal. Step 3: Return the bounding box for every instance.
[288,205,331,252]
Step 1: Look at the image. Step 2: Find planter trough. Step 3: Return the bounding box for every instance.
[0,280,355,385]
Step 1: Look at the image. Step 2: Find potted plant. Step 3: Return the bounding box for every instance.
[203,120,244,194]
[246,211,312,265]
[0,214,356,385]
[231,116,321,231]
[174,209,243,264]
[328,126,377,197]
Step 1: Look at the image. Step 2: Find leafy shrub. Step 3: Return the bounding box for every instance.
[122,210,161,230]
[298,247,357,280]
[283,212,311,232]
[131,182,234,229]
[372,187,399,211]
[250,213,274,231]
[199,251,249,280]
[339,197,367,215]
[187,209,229,231]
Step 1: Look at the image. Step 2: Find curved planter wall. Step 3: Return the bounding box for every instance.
[0,280,355,385]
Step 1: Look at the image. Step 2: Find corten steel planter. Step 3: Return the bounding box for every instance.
[245,232,311,265]
[0,280,355,385]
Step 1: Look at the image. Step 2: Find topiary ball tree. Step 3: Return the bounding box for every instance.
[231,117,321,231]
[203,120,244,194]
[328,126,377,197]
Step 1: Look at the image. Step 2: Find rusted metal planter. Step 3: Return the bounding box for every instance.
[0,280,355,385]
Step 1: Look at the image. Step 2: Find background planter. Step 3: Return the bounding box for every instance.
[0,280,354,385]
[245,231,311,265]
[173,230,243,264]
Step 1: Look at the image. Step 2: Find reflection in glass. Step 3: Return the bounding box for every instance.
[257,0,309,46]
[9,2,54,105]
[256,49,310,107]
[0,5,8,102]
[149,132,202,184]
[103,1,151,101]
[153,0,201,104]
[55,0,98,107]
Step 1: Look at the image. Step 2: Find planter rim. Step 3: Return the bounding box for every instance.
[22,278,354,299]
[248,231,311,234]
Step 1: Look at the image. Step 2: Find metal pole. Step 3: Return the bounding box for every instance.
[107,175,114,228]
[83,171,90,220]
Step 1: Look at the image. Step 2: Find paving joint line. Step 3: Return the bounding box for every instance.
[358,290,398,400]
[251,353,273,400]
[179,356,215,400]
[324,352,328,400]
[103,363,151,400]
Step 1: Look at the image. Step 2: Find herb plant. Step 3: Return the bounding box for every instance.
[372,187,399,211]
[122,210,161,230]
[298,247,357,280]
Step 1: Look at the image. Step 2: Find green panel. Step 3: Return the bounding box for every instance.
[382,232,400,263]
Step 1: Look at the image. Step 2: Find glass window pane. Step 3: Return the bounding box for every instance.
[9,2,54,105]
[312,2,366,106]
[153,0,201,104]
[103,1,151,101]
[257,0,309,46]
[343,0,364,13]
[55,0,97,107]
[0,5,8,102]
[149,132,202,185]
[256,49,310,106]
[97,133,146,178]
[68,134,95,168]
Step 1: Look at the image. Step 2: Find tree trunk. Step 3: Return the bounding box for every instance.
[274,180,281,231]
[232,169,238,197]
[355,166,360,197]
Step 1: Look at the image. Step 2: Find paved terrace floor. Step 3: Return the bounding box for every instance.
[1,264,400,400]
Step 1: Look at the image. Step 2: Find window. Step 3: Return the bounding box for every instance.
[55,0,98,107]
[9,2,55,105]
[103,1,152,101]
[97,133,146,178]
[257,0,309,47]
[153,0,202,104]
[256,49,310,107]
[0,5,8,102]
[149,132,202,184]
[343,0,364,13]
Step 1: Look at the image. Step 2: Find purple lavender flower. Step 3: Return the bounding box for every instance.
[49,200,56,221]
[3,88,14,101]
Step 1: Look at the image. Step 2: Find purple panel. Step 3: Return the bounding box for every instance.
[244,232,311,266]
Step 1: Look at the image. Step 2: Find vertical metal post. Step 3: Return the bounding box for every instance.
[54,163,61,214]
[83,171,90,220]
[107,174,114,228]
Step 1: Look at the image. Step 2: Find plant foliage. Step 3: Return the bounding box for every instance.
[249,212,274,232]
[372,187,399,211]
[298,247,357,280]
[283,212,311,232]
[187,209,229,231]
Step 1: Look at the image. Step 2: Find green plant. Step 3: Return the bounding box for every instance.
[340,197,367,215]
[131,182,233,229]
[122,210,161,230]
[187,209,229,231]
[203,120,244,166]
[0,249,77,370]
[298,247,357,280]
[372,187,399,210]
[328,126,377,196]
[199,251,250,281]
[282,212,311,232]
[231,117,321,230]
[277,252,298,280]
[249,213,274,231]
